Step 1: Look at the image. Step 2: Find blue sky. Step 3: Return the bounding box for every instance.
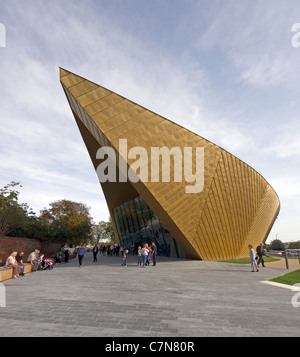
[0,0,299,243]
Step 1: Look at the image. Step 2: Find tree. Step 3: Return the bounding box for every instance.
[105,217,117,244]
[270,239,285,251]
[0,182,29,236]
[92,221,109,245]
[288,241,300,249]
[40,199,93,246]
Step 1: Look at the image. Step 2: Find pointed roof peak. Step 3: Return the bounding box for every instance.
[59,67,71,78]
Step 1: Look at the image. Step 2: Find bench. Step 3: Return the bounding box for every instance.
[0,263,32,282]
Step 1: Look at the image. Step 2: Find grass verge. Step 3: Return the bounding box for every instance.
[270,270,300,286]
[218,256,280,264]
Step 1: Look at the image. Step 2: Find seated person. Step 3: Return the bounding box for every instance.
[27,249,40,271]
[16,252,25,276]
[55,251,62,264]
[38,254,45,269]
[6,252,21,279]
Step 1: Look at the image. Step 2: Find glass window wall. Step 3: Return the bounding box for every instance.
[113,196,187,259]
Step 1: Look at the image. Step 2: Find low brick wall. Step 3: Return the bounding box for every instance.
[0,236,62,266]
[0,263,32,282]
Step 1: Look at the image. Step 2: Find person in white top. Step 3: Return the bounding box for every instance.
[6,252,21,279]
[248,244,259,272]
[141,244,149,268]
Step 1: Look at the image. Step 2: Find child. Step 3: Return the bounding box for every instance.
[137,246,142,266]
[122,249,129,266]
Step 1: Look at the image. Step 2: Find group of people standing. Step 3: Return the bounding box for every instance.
[89,241,158,268]
[92,244,120,261]
[122,242,157,267]
[55,246,71,264]
[248,243,265,272]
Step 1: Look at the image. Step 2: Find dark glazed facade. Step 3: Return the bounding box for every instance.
[113,196,187,258]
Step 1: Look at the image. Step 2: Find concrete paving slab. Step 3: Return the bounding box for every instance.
[0,252,299,337]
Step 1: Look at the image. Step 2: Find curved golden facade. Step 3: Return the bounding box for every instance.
[60,68,280,260]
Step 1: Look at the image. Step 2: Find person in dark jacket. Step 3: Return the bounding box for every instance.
[92,245,99,262]
[256,243,265,267]
[16,252,25,276]
[64,247,70,263]
[151,242,157,266]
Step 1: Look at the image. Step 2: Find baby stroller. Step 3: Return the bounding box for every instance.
[41,258,54,270]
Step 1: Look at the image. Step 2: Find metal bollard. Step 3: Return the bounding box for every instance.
[284,250,289,270]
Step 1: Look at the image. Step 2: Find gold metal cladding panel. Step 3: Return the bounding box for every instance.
[67,80,99,99]
[216,154,253,258]
[239,186,280,258]
[72,113,139,245]
[109,112,157,143]
[116,122,221,246]
[61,73,85,88]
[130,180,199,259]
[62,83,199,254]
[92,100,136,125]
[194,150,280,260]
[207,181,232,258]
[99,105,147,133]
[84,93,124,117]
[124,118,168,146]
[63,85,112,150]
[60,68,70,77]
[60,68,280,260]
[76,86,111,107]
[212,165,235,251]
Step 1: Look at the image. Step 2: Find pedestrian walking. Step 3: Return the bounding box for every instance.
[137,246,142,266]
[248,244,259,272]
[256,242,265,267]
[64,246,70,263]
[92,244,99,262]
[151,242,157,266]
[122,250,129,266]
[76,245,86,267]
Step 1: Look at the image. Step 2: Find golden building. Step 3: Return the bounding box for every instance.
[60,68,280,260]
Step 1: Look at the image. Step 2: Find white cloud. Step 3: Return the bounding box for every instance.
[263,120,300,159]
[237,54,292,87]
[0,0,299,241]
[267,217,300,243]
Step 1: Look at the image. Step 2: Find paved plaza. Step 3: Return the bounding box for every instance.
[0,252,299,337]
